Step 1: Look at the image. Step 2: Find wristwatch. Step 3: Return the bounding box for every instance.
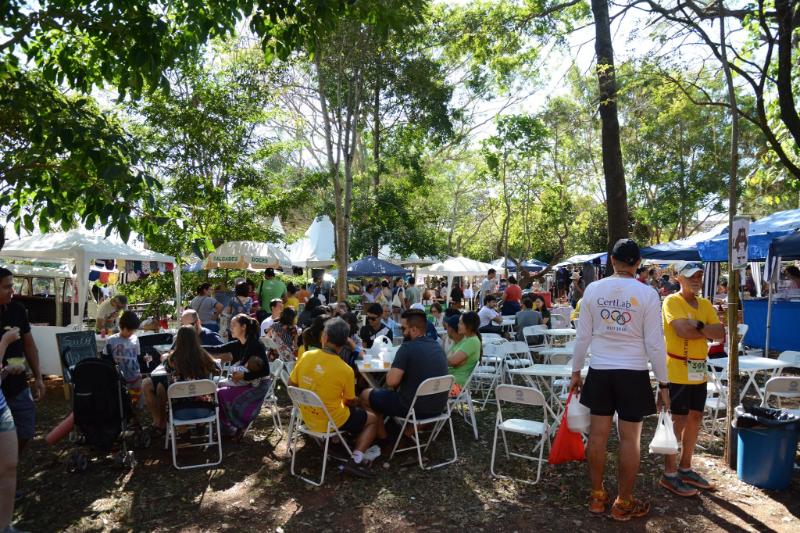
[658,382,669,389]
[695,320,705,332]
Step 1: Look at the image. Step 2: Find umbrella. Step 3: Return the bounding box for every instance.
[203,240,292,270]
[346,256,409,278]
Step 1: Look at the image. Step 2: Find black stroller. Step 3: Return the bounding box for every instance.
[67,357,150,471]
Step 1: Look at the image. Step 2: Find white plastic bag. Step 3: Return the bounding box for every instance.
[566,393,591,433]
[649,410,679,455]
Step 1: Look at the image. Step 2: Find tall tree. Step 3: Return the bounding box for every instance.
[591,0,628,268]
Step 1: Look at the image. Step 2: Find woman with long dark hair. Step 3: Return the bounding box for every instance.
[533,295,551,328]
[204,314,270,438]
[266,307,299,362]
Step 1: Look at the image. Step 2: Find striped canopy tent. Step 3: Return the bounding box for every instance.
[203,240,292,270]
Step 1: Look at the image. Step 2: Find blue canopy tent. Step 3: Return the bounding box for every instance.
[762,231,800,353]
[491,257,519,272]
[697,208,800,261]
[640,224,726,261]
[520,259,548,271]
[346,256,409,278]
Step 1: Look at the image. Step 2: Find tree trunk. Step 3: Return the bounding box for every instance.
[775,0,800,148]
[591,0,628,273]
[719,0,741,468]
[370,72,381,257]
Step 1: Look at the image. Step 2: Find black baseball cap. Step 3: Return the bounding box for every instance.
[611,238,641,266]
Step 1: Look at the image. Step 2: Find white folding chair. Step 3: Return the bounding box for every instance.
[279,360,295,389]
[449,365,480,440]
[762,376,800,417]
[165,380,222,470]
[471,344,503,408]
[389,375,458,470]
[703,369,728,436]
[522,325,549,361]
[244,360,283,437]
[285,386,353,486]
[500,341,533,383]
[736,323,749,355]
[551,313,569,329]
[490,384,549,484]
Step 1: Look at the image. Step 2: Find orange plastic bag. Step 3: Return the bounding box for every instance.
[548,391,586,465]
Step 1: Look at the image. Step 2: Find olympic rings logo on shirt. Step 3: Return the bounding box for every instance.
[600,308,632,325]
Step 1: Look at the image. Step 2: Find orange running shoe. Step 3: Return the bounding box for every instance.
[610,497,650,522]
[588,489,610,514]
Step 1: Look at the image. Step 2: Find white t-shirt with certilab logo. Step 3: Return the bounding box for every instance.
[571,276,668,382]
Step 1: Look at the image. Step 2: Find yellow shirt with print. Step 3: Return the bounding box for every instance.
[663,293,720,384]
[289,348,355,433]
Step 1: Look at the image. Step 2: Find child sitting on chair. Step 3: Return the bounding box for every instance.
[104,310,144,413]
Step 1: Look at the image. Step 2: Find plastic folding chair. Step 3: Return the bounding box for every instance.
[736,323,749,355]
[522,325,549,361]
[260,360,284,435]
[550,313,569,329]
[285,386,353,486]
[389,375,458,470]
[499,341,533,383]
[165,380,222,470]
[490,384,549,484]
[471,344,503,408]
[761,376,800,417]
[703,369,728,436]
[448,365,480,440]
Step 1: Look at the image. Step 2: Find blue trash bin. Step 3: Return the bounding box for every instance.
[735,406,799,490]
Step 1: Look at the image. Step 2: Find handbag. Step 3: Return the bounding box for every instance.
[548,391,586,464]
[392,288,404,308]
[649,409,679,454]
[566,392,591,433]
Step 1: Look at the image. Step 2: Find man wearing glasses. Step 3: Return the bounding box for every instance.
[358,303,393,349]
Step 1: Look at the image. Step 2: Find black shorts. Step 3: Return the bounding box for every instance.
[580,368,656,423]
[339,407,368,435]
[669,383,707,415]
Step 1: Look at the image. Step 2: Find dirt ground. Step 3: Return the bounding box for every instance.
[11,378,800,532]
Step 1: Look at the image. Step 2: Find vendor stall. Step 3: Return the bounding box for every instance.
[417,256,495,306]
[0,229,179,375]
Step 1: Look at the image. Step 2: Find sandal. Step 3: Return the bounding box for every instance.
[588,489,609,514]
[610,497,650,522]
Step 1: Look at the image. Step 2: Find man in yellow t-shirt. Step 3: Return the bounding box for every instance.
[289,317,380,477]
[660,262,726,497]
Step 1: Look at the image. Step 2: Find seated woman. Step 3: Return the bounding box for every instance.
[444,312,481,396]
[533,295,551,328]
[203,314,270,439]
[143,326,220,432]
[266,307,299,362]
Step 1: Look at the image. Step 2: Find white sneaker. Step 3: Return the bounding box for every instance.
[363,444,381,464]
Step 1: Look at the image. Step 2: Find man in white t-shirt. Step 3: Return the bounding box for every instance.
[570,239,670,522]
[479,269,497,307]
[260,298,283,337]
[477,295,503,335]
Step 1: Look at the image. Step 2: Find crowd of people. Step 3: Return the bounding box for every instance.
[3,241,800,531]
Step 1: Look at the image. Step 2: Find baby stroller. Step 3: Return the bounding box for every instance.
[66,357,150,472]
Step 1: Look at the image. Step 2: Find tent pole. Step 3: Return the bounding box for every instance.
[764,259,776,356]
[446,273,453,308]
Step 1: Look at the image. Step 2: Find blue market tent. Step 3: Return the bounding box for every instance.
[520,259,547,271]
[770,231,800,260]
[346,256,409,278]
[640,224,726,261]
[698,208,800,261]
[491,257,519,272]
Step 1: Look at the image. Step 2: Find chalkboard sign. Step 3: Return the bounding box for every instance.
[56,330,98,383]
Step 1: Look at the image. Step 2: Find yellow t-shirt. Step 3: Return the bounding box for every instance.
[289,348,355,433]
[663,293,720,384]
[286,296,300,310]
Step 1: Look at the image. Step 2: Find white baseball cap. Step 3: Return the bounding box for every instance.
[677,262,703,278]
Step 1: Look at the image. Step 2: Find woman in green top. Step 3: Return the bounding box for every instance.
[445,311,482,396]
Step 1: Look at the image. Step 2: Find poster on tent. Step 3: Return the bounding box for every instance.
[731,216,750,270]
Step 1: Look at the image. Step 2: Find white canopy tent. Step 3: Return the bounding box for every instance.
[0,229,179,326]
[417,256,496,306]
[203,240,292,270]
[289,215,336,268]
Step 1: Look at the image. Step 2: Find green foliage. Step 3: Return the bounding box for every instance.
[0,70,159,240]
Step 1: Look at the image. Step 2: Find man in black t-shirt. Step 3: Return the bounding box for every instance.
[0,267,45,451]
[358,303,393,349]
[360,309,448,419]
